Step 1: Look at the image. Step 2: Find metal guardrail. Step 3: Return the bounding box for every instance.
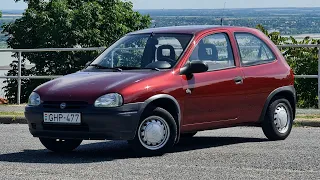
[277,44,320,109]
[0,45,319,106]
[0,47,105,104]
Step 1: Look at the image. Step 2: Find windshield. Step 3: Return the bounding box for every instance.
[89,33,193,70]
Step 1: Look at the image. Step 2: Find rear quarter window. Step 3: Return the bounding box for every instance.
[235,32,276,66]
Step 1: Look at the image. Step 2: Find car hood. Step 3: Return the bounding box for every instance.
[35,71,154,103]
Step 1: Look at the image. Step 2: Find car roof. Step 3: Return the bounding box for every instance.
[129,25,253,35]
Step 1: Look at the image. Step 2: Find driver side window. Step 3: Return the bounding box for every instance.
[189,33,235,71]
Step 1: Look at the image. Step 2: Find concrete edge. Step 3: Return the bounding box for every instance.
[0,116,27,124]
[294,119,320,127]
[1,116,320,127]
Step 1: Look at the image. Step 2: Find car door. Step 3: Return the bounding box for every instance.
[234,32,279,122]
[181,31,247,131]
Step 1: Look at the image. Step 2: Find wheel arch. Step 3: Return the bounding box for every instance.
[138,94,182,144]
[259,86,296,123]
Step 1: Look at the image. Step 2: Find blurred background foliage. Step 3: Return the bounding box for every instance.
[1,0,151,103]
[257,24,319,108]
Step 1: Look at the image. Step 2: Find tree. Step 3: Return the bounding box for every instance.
[2,0,151,103]
[257,24,319,108]
[256,24,289,45]
[284,37,319,108]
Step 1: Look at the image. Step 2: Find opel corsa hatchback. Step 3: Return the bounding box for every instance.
[25,26,296,155]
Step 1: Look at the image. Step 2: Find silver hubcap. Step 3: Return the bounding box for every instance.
[274,104,289,134]
[138,117,170,150]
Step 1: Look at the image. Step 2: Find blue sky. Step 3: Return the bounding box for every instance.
[1,0,320,10]
[131,0,320,9]
[0,0,26,10]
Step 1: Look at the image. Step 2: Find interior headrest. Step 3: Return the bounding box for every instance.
[198,44,218,60]
[157,45,176,60]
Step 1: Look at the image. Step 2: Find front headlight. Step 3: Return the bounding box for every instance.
[28,92,41,106]
[94,93,123,108]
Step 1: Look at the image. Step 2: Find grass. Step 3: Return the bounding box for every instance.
[0,103,27,105]
[0,111,24,117]
[293,121,304,127]
[0,110,319,127]
[296,114,320,119]
[294,114,320,127]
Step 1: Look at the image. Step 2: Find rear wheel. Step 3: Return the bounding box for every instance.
[128,107,177,156]
[262,98,293,140]
[39,138,82,152]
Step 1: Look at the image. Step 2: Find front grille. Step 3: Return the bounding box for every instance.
[43,124,89,131]
[42,101,88,109]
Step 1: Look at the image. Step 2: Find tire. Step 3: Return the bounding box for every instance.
[262,98,293,141]
[128,107,177,156]
[181,132,197,138]
[39,138,82,152]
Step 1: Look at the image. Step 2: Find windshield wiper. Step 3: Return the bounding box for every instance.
[144,67,160,71]
[89,64,122,72]
[114,66,161,71]
[113,66,142,70]
[89,65,160,71]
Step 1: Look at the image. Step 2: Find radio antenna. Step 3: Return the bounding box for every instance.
[221,2,226,26]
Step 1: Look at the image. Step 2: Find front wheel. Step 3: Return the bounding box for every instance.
[128,107,177,156]
[39,138,82,152]
[262,98,293,141]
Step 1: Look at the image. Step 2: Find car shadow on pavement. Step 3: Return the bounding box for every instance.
[0,136,267,164]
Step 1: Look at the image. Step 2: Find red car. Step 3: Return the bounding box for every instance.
[25,25,296,155]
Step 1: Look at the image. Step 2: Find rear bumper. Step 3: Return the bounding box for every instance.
[25,103,143,140]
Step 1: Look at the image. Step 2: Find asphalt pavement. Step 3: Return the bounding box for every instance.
[0,125,319,180]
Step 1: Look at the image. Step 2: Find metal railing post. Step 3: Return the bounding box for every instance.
[318,47,320,109]
[17,51,22,105]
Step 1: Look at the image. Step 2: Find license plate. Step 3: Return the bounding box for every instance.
[43,113,81,124]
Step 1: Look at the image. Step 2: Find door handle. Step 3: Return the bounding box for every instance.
[234,76,243,85]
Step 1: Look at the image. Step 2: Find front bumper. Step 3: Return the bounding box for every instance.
[25,103,143,140]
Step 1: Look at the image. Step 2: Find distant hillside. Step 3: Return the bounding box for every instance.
[138,7,320,17]
[0,14,21,48]
[1,10,24,15]
[139,8,320,35]
[2,7,320,42]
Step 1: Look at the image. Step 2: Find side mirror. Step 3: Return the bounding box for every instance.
[180,60,208,76]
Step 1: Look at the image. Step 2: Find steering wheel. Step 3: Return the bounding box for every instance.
[157,57,176,66]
